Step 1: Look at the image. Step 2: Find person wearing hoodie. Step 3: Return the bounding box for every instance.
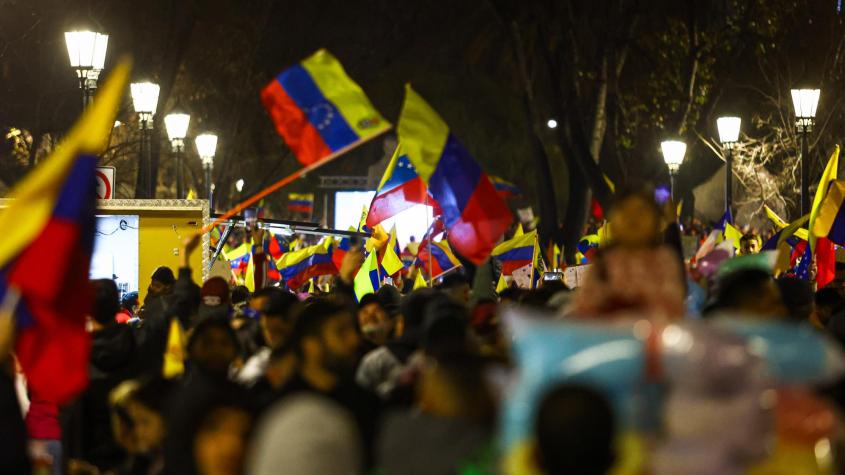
[62,279,140,472]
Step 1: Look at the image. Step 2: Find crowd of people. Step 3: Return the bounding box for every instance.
[4,184,845,474]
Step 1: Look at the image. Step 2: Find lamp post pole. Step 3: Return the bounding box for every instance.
[790,88,820,217]
[165,113,190,199]
[130,82,160,199]
[800,123,811,215]
[717,116,741,217]
[196,133,218,210]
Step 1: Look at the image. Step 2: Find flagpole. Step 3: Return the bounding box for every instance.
[199,127,391,235]
[530,231,537,290]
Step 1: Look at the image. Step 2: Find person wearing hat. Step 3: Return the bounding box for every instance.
[196,277,231,323]
[116,291,139,324]
[147,266,175,301]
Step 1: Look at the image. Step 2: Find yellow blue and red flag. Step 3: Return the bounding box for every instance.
[810,146,840,287]
[222,241,254,290]
[0,59,129,404]
[354,251,381,301]
[813,180,845,245]
[287,193,314,214]
[397,85,512,264]
[276,239,337,290]
[332,228,356,271]
[367,143,430,229]
[492,230,537,275]
[417,239,462,279]
[261,49,391,165]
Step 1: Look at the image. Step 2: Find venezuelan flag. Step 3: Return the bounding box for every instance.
[354,251,381,301]
[332,229,356,271]
[810,146,840,287]
[492,230,537,275]
[367,143,429,229]
[577,234,600,263]
[276,239,337,290]
[287,193,314,214]
[261,49,391,166]
[812,180,845,245]
[397,85,512,265]
[222,241,256,291]
[489,176,524,199]
[417,239,462,279]
[0,59,129,404]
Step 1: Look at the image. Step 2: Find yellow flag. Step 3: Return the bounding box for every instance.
[308,278,316,294]
[413,270,427,290]
[365,224,389,252]
[162,318,186,379]
[496,273,508,293]
[186,188,197,200]
[514,223,524,238]
[380,226,404,276]
[724,223,743,250]
[810,145,840,250]
[358,205,369,232]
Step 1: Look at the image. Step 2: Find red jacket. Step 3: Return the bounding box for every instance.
[26,397,61,440]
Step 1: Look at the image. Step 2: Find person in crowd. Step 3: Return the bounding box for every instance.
[145,267,175,303]
[816,287,845,328]
[356,288,436,398]
[777,277,815,323]
[704,268,787,318]
[569,186,686,320]
[237,288,300,387]
[404,235,420,257]
[357,294,393,350]
[378,351,497,475]
[532,384,616,475]
[197,277,231,322]
[247,394,364,475]
[165,382,251,475]
[739,233,761,256]
[186,316,240,380]
[26,386,62,475]
[109,377,173,475]
[117,291,139,324]
[63,279,140,473]
[279,298,381,468]
[0,295,31,474]
[437,273,472,307]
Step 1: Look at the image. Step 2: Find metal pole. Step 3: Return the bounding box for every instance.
[142,120,153,199]
[725,146,733,215]
[801,125,810,215]
[138,120,147,199]
[669,171,676,201]
[175,143,184,199]
[205,164,213,210]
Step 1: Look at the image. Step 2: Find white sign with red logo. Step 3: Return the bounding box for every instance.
[95,167,115,200]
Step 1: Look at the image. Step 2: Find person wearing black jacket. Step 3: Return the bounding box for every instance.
[62,279,140,472]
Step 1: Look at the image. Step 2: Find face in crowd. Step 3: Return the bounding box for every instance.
[193,407,252,475]
[357,300,393,346]
[303,307,361,379]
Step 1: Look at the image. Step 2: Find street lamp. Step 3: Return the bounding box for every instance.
[64,30,108,109]
[791,88,820,215]
[235,178,245,193]
[164,113,190,199]
[661,140,686,199]
[195,133,218,208]
[547,119,558,129]
[717,116,741,216]
[130,82,160,199]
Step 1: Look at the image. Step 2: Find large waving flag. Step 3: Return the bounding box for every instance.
[354,251,380,301]
[366,143,429,229]
[810,146,839,287]
[261,49,391,165]
[812,180,845,245]
[0,59,129,404]
[417,239,462,279]
[276,239,337,290]
[397,85,512,264]
[492,230,537,275]
[765,205,809,242]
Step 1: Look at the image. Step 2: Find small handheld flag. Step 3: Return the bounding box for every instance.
[261,49,391,166]
[354,252,381,300]
[367,143,429,229]
[287,193,315,214]
[162,318,186,379]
